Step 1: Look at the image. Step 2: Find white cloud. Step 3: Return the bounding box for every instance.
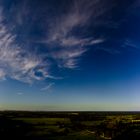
[58,37,104,47]
[47,0,106,44]
[0,69,5,80]
[124,40,140,49]
[46,0,106,68]
[0,8,51,83]
[17,92,23,95]
[41,83,55,91]
[0,1,107,83]
[49,47,86,69]
[89,39,105,45]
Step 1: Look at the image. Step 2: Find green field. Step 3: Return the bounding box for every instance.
[0,111,140,140]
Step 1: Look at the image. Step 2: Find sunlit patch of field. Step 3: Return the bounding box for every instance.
[13,117,71,125]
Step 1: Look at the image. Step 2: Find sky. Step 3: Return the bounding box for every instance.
[0,0,140,111]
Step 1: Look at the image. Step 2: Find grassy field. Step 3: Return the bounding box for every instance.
[0,111,140,140]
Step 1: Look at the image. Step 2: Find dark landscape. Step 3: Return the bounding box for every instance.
[1,111,140,140]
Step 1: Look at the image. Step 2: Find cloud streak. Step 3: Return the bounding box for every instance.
[41,83,55,92]
[17,92,23,95]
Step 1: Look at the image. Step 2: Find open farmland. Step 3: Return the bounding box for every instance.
[0,111,140,140]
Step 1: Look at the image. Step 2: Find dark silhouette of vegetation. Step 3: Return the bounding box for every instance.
[0,116,33,139]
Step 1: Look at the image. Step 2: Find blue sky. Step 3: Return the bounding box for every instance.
[0,0,140,111]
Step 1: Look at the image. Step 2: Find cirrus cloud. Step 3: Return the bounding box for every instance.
[0,0,108,83]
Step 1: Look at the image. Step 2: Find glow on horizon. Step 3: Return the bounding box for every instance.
[1,102,140,111]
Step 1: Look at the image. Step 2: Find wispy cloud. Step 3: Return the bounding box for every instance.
[0,0,108,83]
[123,40,140,49]
[45,0,106,68]
[0,7,51,83]
[17,92,23,95]
[41,83,55,92]
[47,0,107,45]
[0,69,5,80]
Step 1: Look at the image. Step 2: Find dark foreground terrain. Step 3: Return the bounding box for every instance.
[0,111,140,140]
